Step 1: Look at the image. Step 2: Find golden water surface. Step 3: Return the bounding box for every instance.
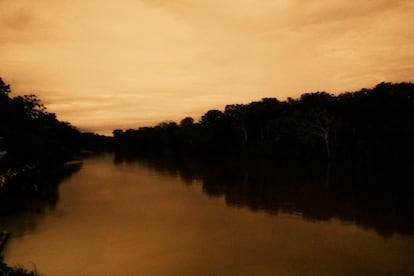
[3,154,414,275]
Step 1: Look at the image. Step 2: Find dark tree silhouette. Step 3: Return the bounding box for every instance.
[112,82,414,163]
[0,78,11,99]
[0,78,87,195]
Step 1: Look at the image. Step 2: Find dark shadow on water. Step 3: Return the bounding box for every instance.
[0,162,82,237]
[114,153,414,237]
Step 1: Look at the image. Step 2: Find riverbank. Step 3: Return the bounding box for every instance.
[1,231,41,275]
[0,259,41,276]
[0,161,81,276]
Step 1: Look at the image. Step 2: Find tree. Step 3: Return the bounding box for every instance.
[13,94,47,119]
[225,104,248,144]
[200,110,225,126]
[113,129,124,138]
[0,78,11,100]
[307,109,334,160]
[180,117,194,128]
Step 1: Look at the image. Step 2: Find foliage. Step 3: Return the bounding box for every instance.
[0,258,42,276]
[0,79,11,99]
[0,77,83,193]
[113,82,414,164]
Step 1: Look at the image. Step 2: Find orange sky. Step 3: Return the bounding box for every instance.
[1,0,414,135]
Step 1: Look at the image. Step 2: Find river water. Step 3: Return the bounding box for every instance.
[2,154,414,275]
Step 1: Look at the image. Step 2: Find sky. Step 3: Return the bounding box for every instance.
[1,0,414,135]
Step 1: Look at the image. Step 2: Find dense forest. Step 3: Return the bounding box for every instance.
[0,78,93,274]
[113,82,414,165]
[0,78,109,195]
[1,77,414,273]
[0,77,106,274]
[111,82,414,237]
[2,78,414,196]
[0,78,79,193]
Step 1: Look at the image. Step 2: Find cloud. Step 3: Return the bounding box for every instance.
[0,0,413,134]
[290,0,412,27]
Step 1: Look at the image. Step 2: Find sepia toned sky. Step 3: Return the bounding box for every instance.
[1,0,414,135]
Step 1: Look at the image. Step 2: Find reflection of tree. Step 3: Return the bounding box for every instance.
[0,77,88,237]
[115,155,414,237]
[0,161,82,236]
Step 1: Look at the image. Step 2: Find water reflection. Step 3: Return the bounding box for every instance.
[4,154,414,275]
[115,155,414,237]
[0,162,82,237]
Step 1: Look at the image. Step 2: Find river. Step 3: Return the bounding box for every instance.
[2,154,414,275]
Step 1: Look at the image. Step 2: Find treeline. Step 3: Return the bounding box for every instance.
[113,82,414,163]
[0,81,79,167]
[0,77,95,275]
[0,78,107,194]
